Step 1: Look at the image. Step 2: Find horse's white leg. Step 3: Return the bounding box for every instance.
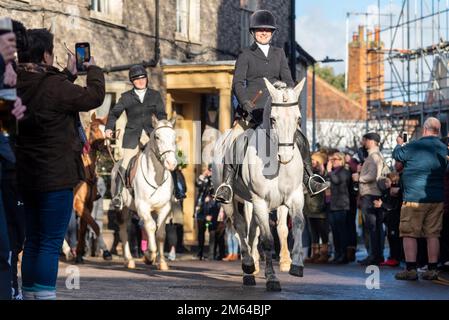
[289,195,305,277]
[253,198,281,291]
[277,205,292,272]
[231,200,256,286]
[155,203,172,271]
[250,225,260,275]
[246,202,260,275]
[62,239,71,260]
[136,201,157,265]
[118,209,134,269]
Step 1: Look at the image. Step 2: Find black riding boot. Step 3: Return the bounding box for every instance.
[215,163,235,204]
[295,130,329,195]
[112,167,126,209]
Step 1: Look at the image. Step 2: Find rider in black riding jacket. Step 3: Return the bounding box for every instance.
[105,65,166,209]
[214,10,329,204]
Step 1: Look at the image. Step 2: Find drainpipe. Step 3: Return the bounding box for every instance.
[102,0,160,73]
[289,0,296,81]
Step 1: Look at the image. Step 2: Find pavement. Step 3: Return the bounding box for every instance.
[56,252,449,300]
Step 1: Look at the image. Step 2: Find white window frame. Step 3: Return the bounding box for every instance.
[90,0,124,26]
[176,0,201,44]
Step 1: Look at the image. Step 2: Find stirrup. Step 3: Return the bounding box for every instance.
[214,183,233,204]
[308,174,328,196]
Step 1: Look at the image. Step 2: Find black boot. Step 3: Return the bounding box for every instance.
[215,163,235,204]
[295,130,330,195]
[112,166,126,209]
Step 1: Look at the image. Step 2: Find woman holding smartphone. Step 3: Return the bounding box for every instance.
[16,29,105,300]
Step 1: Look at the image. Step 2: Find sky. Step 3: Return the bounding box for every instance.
[296,0,399,75]
[295,0,449,101]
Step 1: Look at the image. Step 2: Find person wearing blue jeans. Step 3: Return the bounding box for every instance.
[16,29,105,299]
[223,226,239,261]
[21,190,73,299]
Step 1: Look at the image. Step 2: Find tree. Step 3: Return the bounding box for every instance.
[312,64,345,92]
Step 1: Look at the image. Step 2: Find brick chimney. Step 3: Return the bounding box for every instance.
[347,25,384,108]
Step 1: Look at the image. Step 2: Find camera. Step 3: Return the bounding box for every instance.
[402,132,408,143]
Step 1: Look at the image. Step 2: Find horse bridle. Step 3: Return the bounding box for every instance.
[270,100,299,151]
[150,125,177,162]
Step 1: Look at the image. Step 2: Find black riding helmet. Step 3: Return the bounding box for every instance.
[249,10,277,32]
[129,64,148,82]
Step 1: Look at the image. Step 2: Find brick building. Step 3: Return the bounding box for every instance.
[1,0,297,243]
[347,25,384,110]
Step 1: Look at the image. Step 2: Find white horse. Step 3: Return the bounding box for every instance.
[213,78,306,291]
[111,114,177,270]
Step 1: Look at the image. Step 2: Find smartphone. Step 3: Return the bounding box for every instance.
[75,42,90,73]
[402,132,408,143]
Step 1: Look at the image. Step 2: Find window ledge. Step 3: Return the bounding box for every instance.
[90,10,125,28]
[175,33,202,46]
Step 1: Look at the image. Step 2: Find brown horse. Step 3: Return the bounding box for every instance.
[73,113,112,263]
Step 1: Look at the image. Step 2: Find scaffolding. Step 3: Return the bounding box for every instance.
[358,0,449,136]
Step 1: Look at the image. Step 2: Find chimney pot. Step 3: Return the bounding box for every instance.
[358,25,365,43]
[375,25,381,43]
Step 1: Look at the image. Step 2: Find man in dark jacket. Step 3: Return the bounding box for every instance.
[16,28,105,299]
[393,117,447,281]
[105,64,167,209]
[214,10,329,204]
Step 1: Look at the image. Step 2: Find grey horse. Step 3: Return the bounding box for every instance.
[212,78,306,291]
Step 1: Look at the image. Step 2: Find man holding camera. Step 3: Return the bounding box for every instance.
[105,64,167,210]
[393,117,447,281]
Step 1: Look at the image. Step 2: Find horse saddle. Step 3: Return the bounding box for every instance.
[228,130,253,202]
[125,151,142,189]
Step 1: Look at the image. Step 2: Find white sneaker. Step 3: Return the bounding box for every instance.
[168,251,176,261]
[417,265,428,272]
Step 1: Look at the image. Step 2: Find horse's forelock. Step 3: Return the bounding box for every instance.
[155,119,174,129]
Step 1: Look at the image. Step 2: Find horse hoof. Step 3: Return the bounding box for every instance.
[143,255,152,265]
[266,280,282,292]
[243,275,256,286]
[126,260,136,269]
[75,256,84,264]
[289,264,304,277]
[253,264,260,275]
[158,262,169,271]
[242,263,256,275]
[103,250,113,261]
[280,262,291,273]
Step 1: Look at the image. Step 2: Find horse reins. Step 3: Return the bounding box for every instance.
[105,126,176,199]
[270,100,299,151]
[105,129,127,186]
[139,125,176,198]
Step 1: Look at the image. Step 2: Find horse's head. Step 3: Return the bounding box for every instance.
[151,113,178,171]
[88,113,107,151]
[263,78,306,165]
